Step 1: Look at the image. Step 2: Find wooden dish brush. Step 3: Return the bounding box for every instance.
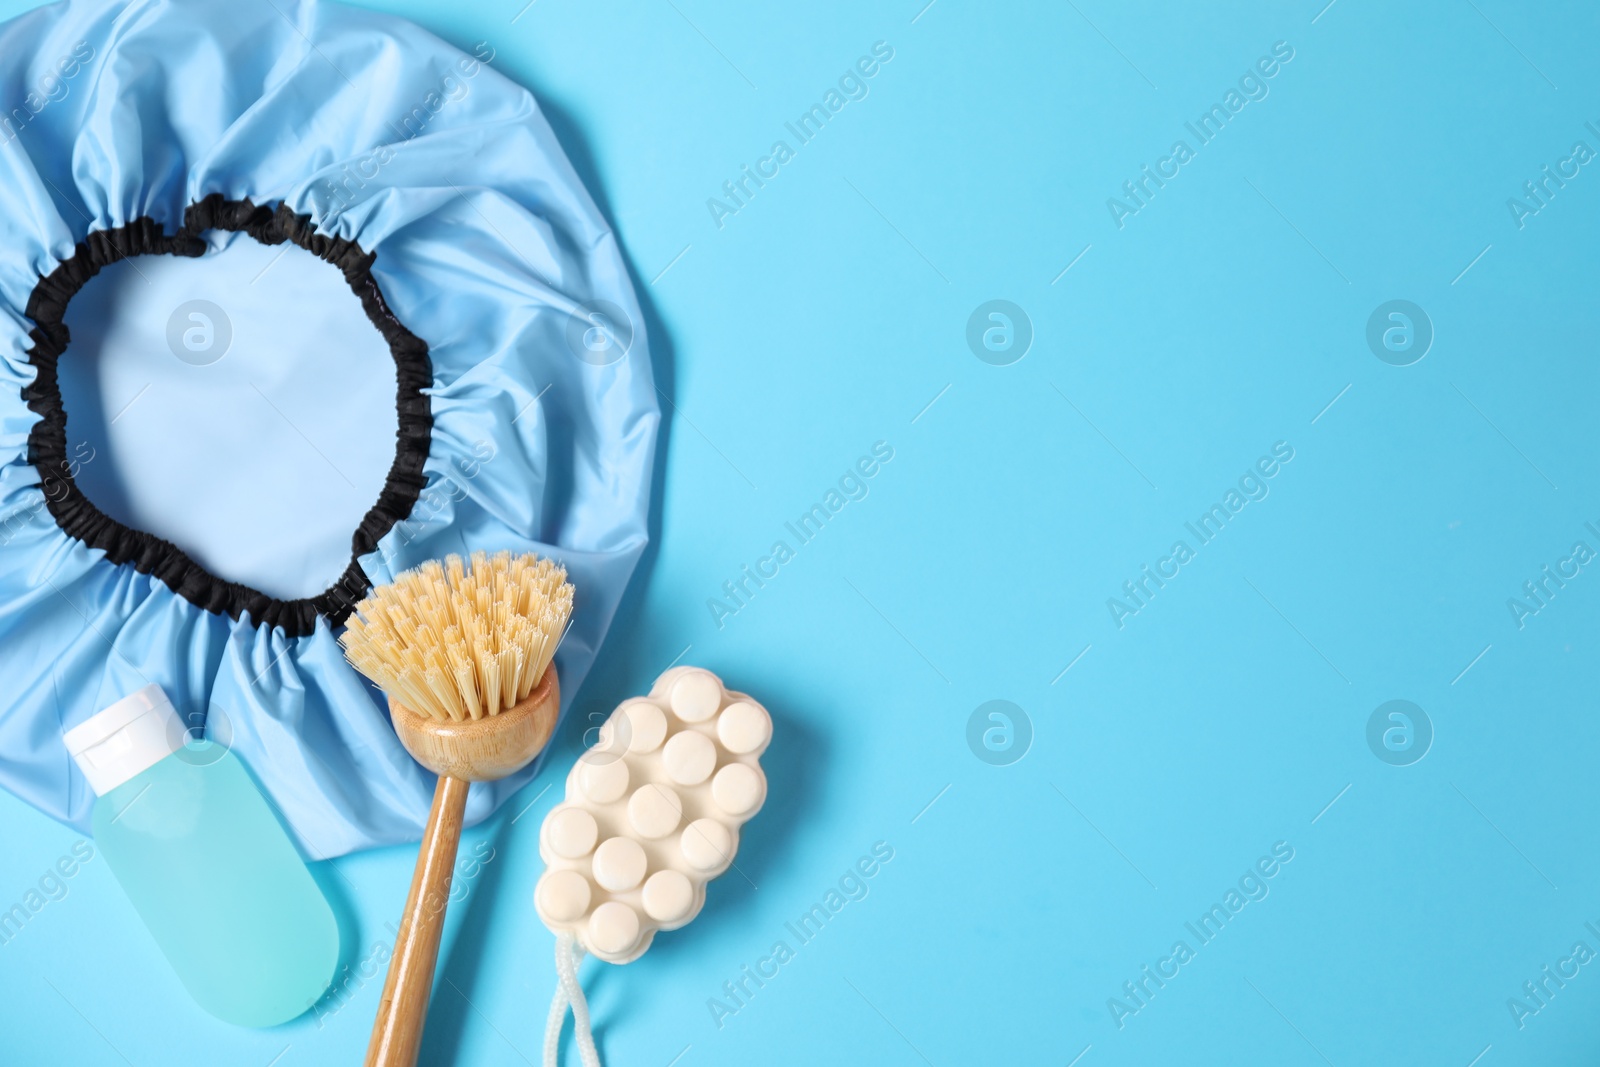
[341,551,574,1067]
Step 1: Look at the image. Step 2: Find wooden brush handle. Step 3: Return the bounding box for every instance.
[365,774,470,1067]
[366,673,560,1064]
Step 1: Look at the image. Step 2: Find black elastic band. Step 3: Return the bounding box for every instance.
[21,195,432,636]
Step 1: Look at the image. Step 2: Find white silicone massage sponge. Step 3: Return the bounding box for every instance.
[535,666,771,964]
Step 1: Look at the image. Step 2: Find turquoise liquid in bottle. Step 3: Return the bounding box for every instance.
[65,685,339,1027]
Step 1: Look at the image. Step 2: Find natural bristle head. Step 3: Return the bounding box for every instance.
[340,551,574,722]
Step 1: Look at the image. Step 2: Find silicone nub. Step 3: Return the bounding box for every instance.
[592,837,647,892]
[669,672,721,722]
[628,783,682,839]
[547,808,598,859]
[662,731,716,786]
[642,870,694,923]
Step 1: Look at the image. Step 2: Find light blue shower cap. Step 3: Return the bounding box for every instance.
[0,0,657,857]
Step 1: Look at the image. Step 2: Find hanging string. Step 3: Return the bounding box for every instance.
[543,932,602,1067]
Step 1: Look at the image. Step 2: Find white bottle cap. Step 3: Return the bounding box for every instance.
[63,684,185,796]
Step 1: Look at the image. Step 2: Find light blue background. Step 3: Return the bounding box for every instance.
[3,0,1599,1064]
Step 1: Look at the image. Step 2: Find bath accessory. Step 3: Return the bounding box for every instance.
[340,551,574,1067]
[535,667,771,1065]
[62,684,339,1027]
[0,0,656,859]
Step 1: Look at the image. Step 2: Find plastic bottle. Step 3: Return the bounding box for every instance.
[63,684,339,1027]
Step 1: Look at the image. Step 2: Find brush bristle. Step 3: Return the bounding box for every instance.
[339,550,574,722]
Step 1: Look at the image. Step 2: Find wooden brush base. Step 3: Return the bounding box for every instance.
[389,666,561,782]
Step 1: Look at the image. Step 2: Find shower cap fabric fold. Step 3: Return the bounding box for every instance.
[0,0,657,857]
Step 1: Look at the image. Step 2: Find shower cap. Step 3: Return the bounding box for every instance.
[0,0,657,857]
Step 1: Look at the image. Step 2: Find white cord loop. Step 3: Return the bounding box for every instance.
[543,932,602,1067]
